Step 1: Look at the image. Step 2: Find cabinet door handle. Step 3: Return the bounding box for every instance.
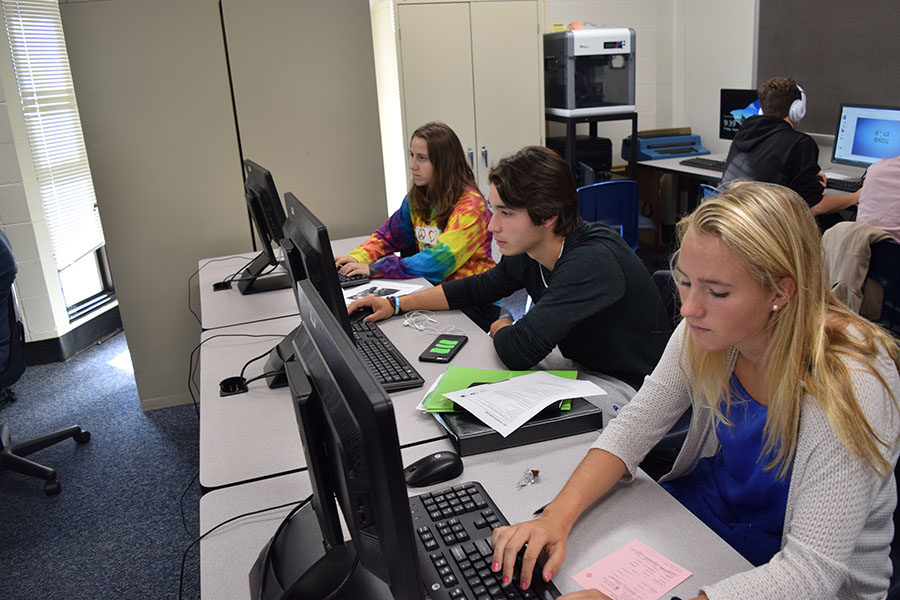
[481,145,488,169]
[468,148,475,170]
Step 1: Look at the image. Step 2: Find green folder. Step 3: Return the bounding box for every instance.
[423,366,578,413]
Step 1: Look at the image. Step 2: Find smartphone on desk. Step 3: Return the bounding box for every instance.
[418,334,468,363]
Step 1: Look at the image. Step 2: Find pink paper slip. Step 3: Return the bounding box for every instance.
[571,539,692,600]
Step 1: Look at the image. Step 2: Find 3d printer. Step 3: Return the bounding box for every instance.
[544,28,636,116]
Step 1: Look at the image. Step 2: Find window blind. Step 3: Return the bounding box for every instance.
[1,0,104,271]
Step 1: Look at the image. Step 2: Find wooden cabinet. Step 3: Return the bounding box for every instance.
[395,0,543,195]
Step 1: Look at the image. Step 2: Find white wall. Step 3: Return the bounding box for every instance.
[683,0,756,154]
[543,0,756,158]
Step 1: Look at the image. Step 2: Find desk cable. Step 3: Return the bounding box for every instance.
[178,493,312,600]
[187,333,284,414]
[188,256,255,325]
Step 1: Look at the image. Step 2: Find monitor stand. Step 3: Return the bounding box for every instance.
[248,501,395,600]
[236,251,292,295]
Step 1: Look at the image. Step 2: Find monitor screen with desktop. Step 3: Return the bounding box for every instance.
[235,159,292,295]
[719,88,760,140]
[249,278,422,600]
[831,103,900,168]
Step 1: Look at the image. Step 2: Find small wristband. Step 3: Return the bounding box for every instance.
[389,296,402,317]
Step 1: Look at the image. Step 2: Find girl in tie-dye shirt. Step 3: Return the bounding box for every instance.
[335,122,494,284]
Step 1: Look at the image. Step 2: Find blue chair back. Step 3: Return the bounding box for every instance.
[576,180,639,251]
[698,183,718,204]
[866,238,900,336]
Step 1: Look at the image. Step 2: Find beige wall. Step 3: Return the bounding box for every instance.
[220,0,387,239]
[60,0,388,410]
[61,0,246,409]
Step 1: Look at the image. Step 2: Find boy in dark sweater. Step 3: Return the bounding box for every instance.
[721,76,856,231]
[348,146,669,389]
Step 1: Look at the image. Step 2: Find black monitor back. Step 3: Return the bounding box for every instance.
[250,278,423,600]
[281,192,354,339]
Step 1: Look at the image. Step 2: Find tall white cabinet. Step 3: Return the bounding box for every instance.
[395,0,543,196]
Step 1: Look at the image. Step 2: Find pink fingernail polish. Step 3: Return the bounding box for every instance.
[502,576,509,586]
[521,581,528,590]
[492,562,499,572]
[544,571,553,582]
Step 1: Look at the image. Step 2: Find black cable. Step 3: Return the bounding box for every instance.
[179,470,200,536]
[239,346,279,380]
[243,370,285,387]
[188,256,254,326]
[177,494,311,600]
[186,333,285,414]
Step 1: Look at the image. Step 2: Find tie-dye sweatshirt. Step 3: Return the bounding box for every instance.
[347,187,495,283]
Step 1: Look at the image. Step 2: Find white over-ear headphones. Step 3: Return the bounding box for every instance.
[788,85,807,123]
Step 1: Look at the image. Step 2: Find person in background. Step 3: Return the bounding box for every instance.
[348,145,670,391]
[837,154,900,241]
[491,180,900,600]
[721,76,855,231]
[334,121,496,328]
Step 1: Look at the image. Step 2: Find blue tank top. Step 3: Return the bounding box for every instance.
[662,373,793,566]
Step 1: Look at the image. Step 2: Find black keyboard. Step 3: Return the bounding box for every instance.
[410,482,560,600]
[351,319,425,392]
[679,157,727,172]
[826,178,863,192]
[338,272,370,288]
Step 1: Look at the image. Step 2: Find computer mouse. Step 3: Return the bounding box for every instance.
[404,451,464,487]
[348,306,374,323]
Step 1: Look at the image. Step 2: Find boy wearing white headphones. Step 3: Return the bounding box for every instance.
[721,76,854,231]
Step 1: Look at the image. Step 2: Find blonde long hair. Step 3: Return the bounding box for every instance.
[675,180,900,478]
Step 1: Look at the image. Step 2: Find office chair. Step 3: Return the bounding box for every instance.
[863,238,900,337]
[640,269,692,480]
[576,180,646,251]
[0,289,90,496]
[697,183,719,205]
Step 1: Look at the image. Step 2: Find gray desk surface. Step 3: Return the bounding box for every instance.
[197,237,369,330]
[200,435,751,599]
[198,315,305,490]
[196,312,460,490]
[637,153,727,182]
[197,252,298,330]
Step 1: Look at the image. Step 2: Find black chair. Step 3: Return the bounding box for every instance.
[639,269,692,479]
[0,290,90,495]
[864,238,900,337]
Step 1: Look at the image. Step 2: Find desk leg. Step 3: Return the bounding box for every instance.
[566,121,577,178]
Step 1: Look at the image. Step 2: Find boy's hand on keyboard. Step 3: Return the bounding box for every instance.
[490,515,570,591]
[347,296,392,322]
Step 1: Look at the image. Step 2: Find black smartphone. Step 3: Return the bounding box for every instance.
[418,334,468,363]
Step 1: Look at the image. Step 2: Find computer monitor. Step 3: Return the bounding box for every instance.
[249,278,422,600]
[719,88,760,140]
[261,191,353,388]
[281,192,355,339]
[236,159,292,295]
[831,103,900,168]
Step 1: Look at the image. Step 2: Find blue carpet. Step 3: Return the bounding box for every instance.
[0,331,201,599]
